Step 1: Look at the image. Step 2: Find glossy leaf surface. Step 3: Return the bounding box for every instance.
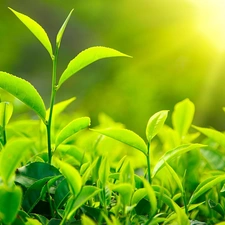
[0,72,46,122]
[58,46,131,88]
[56,9,74,48]
[9,8,53,58]
[0,102,13,127]
[15,162,60,188]
[57,159,82,196]
[146,110,168,142]
[91,128,147,155]
[172,98,195,138]
[55,117,91,148]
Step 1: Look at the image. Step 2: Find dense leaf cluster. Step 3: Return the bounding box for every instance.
[0,8,225,225]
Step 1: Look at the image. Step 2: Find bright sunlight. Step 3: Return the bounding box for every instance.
[192,0,225,52]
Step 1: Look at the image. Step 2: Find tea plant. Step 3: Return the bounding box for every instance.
[1,7,225,225]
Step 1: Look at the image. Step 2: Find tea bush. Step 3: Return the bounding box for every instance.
[0,8,225,225]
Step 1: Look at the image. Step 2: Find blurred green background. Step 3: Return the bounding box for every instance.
[1,0,225,137]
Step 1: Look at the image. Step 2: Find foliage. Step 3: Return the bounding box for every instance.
[0,7,225,225]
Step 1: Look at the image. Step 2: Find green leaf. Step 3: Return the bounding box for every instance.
[56,159,82,196]
[146,110,168,142]
[142,178,157,219]
[81,215,96,225]
[0,72,46,122]
[56,9,74,48]
[0,101,13,127]
[57,145,88,166]
[193,125,225,148]
[9,8,53,58]
[15,162,60,188]
[208,199,225,217]
[165,161,183,193]
[67,186,100,220]
[22,177,52,212]
[131,188,147,205]
[46,97,76,120]
[91,128,147,155]
[112,183,134,206]
[0,138,32,184]
[98,157,110,187]
[54,178,70,209]
[172,201,189,225]
[58,46,131,88]
[189,175,225,204]
[172,99,195,138]
[25,218,42,225]
[152,144,204,178]
[0,184,22,224]
[55,117,91,148]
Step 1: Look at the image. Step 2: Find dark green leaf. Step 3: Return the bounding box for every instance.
[54,178,70,209]
[22,177,52,212]
[208,199,225,217]
[16,162,60,188]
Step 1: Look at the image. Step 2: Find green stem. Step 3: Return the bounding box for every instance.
[146,142,152,184]
[46,48,59,164]
[183,190,188,215]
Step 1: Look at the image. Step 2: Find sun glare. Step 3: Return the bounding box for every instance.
[191,0,225,52]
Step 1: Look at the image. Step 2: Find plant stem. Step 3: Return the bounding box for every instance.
[46,48,59,164]
[146,142,152,184]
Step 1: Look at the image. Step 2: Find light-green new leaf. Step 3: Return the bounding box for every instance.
[55,117,91,148]
[192,125,225,148]
[9,8,53,59]
[152,143,204,178]
[146,110,168,142]
[56,159,82,197]
[0,102,13,127]
[56,9,74,49]
[91,128,147,155]
[189,175,225,204]
[172,99,195,138]
[0,72,46,122]
[0,138,33,185]
[58,46,131,88]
